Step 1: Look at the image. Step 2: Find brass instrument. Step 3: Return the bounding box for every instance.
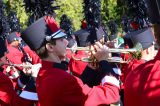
[67,43,142,63]
[81,57,129,63]
[67,43,142,53]
[5,63,33,68]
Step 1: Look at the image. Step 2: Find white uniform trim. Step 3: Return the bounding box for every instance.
[45,30,61,41]
[113,68,121,75]
[101,75,120,88]
[20,91,38,101]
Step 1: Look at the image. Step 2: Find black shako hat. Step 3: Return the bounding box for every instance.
[145,0,160,24]
[7,32,20,44]
[74,29,90,47]
[123,28,155,50]
[21,16,66,51]
[74,26,106,47]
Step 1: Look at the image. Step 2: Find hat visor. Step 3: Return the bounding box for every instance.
[52,31,67,39]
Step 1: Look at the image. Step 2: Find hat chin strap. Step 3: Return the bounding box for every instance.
[45,30,62,41]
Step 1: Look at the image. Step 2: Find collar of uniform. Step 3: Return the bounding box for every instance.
[42,60,54,68]
[53,61,68,70]
[41,60,68,70]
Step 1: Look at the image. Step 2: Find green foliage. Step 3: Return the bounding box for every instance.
[55,0,84,31]
[101,0,127,32]
[101,0,118,23]
[101,0,109,22]
[2,0,8,4]
[3,0,128,32]
[4,0,29,31]
[107,0,118,20]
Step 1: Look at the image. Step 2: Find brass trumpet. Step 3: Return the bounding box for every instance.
[67,43,142,63]
[67,43,142,53]
[76,56,129,63]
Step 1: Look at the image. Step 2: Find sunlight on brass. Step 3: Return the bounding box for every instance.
[81,57,128,63]
[5,63,33,68]
[68,43,142,63]
[67,43,143,53]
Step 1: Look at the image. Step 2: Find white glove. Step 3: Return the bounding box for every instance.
[31,63,42,77]
[22,63,42,77]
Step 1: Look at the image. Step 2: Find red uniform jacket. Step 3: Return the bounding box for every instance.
[124,50,160,106]
[6,45,40,75]
[0,72,35,106]
[4,45,41,88]
[123,59,146,84]
[2,45,40,105]
[120,45,133,88]
[68,51,88,77]
[6,45,41,65]
[22,45,41,64]
[36,60,120,106]
[66,49,72,60]
[120,49,145,89]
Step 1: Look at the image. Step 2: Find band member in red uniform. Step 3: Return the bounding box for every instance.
[0,2,40,105]
[4,32,41,100]
[6,32,41,66]
[69,26,110,87]
[0,29,40,106]
[69,28,90,77]
[124,1,160,105]
[119,27,156,105]
[69,24,108,76]
[21,15,120,106]
[123,27,156,82]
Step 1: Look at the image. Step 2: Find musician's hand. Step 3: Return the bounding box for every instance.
[6,66,19,79]
[22,62,42,77]
[22,62,32,75]
[31,63,42,77]
[92,42,111,62]
[18,63,41,88]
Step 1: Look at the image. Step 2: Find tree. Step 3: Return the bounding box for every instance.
[101,0,127,32]
[4,0,29,30]
[3,0,128,32]
[55,0,84,31]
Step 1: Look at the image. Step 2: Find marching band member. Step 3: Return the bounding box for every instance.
[119,27,156,105]
[21,15,120,106]
[124,1,160,105]
[0,28,40,106]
